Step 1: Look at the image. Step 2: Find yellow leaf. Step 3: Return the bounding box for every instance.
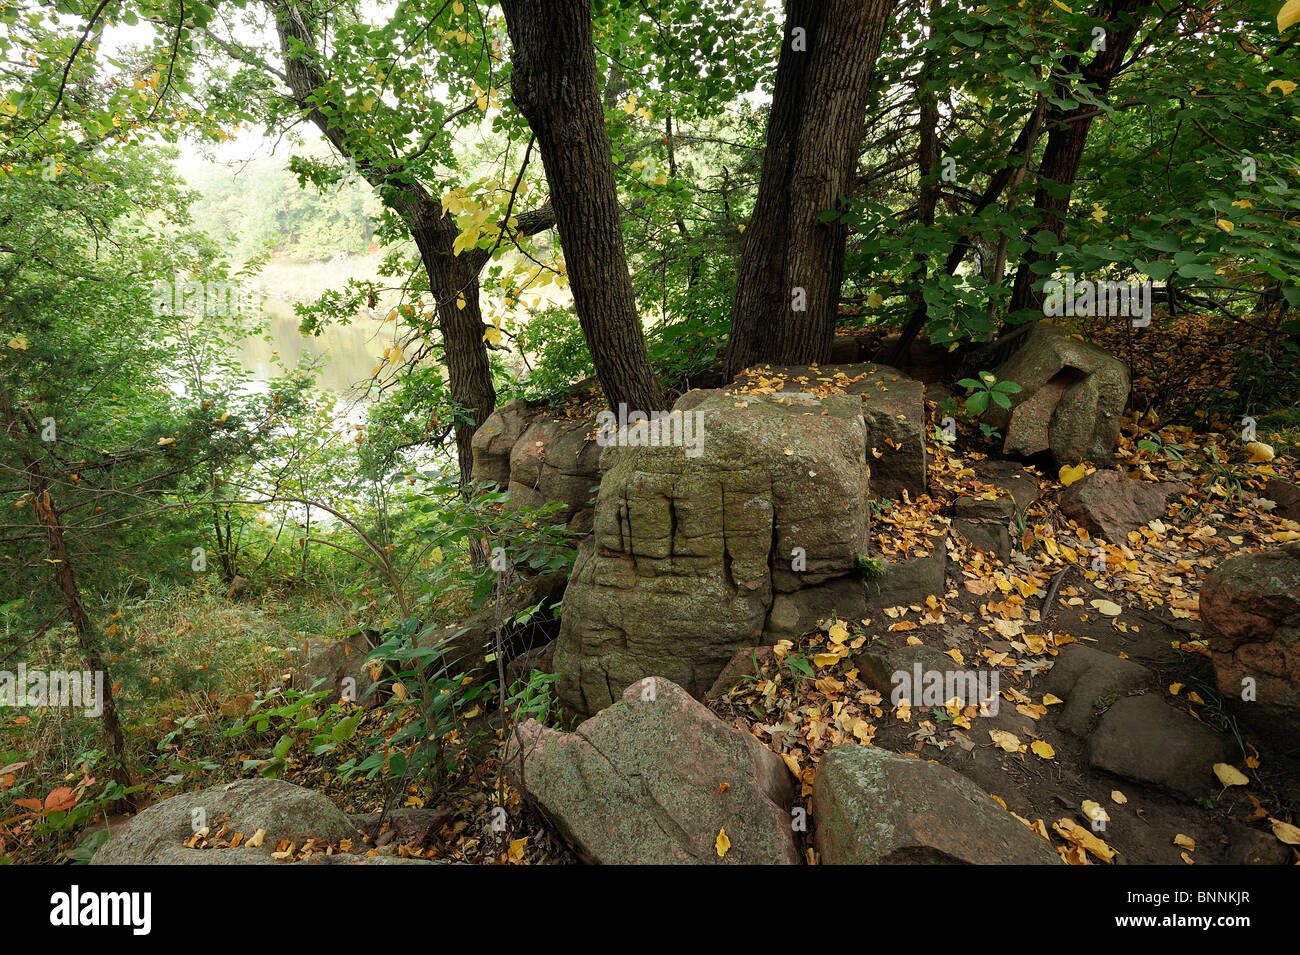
[1245,441,1275,463]
[1090,599,1122,617]
[1215,218,1234,232]
[1042,693,1063,705]
[1281,0,1300,32]
[6,336,27,351]
[826,621,850,644]
[1174,833,1196,851]
[1059,463,1086,487]
[245,828,266,848]
[780,753,800,778]
[1169,682,1184,695]
[507,837,527,861]
[1213,763,1249,787]
[1051,0,1072,10]
[1031,740,1055,759]
[1082,799,1108,824]
[989,729,1021,752]
[1111,790,1127,804]
[866,292,884,308]
[156,437,175,446]
[453,1,465,14]
[430,546,443,564]
[1266,79,1297,95]
[811,653,841,668]
[483,326,502,345]
[715,827,730,858]
[1270,817,1300,845]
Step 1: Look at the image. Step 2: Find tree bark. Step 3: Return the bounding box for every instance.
[725,0,898,377]
[501,0,666,414]
[1008,0,1149,315]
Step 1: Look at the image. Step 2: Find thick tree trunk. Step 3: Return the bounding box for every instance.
[725,0,897,377]
[501,0,666,414]
[1008,0,1149,315]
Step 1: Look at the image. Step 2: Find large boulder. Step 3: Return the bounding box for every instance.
[812,744,1062,864]
[1086,694,1233,799]
[741,363,927,500]
[93,779,358,865]
[983,322,1129,466]
[1041,644,1151,736]
[470,401,602,533]
[293,629,380,704]
[1201,542,1300,757]
[554,391,869,715]
[1057,469,1185,543]
[504,677,798,864]
[508,415,603,532]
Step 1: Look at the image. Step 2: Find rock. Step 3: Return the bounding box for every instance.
[419,569,567,675]
[349,807,452,846]
[1041,644,1151,736]
[506,639,556,686]
[766,576,869,642]
[812,744,1062,864]
[983,321,1129,466]
[705,646,775,702]
[1226,827,1295,865]
[554,391,869,715]
[743,363,928,500]
[1264,478,1300,521]
[471,400,534,488]
[93,779,358,865]
[508,414,603,528]
[852,644,959,700]
[1086,694,1233,799]
[504,677,798,864]
[954,518,1013,561]
[1057,469,1185,543]
[863,536,948,609]
[294,629,380,704]
[829,334,862,364]
[1200,542,1300,757]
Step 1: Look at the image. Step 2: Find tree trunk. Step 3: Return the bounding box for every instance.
[1008,0,1149,315]
[0,384,135,810]
[725,0,898,377]
[501,0,666,414]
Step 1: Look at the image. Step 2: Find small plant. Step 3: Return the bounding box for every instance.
[1136,432,1186,464]
[505,668,562,729]
[857,555,888,582]
[957,371,1023,415]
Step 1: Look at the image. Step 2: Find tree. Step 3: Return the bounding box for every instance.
[500,0,665,412]
[724,0,899,375]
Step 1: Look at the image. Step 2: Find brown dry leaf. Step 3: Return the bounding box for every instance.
[245,828,266,848]
[989,729,1021,752]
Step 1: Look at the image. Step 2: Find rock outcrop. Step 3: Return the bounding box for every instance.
[553,390,870,714]
[983,322,1129,466]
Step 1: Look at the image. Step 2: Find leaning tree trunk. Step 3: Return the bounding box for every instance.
[0,384,135,810]
[725,0,898,378]
[1008,0,1150,316]
[501,0,666,414]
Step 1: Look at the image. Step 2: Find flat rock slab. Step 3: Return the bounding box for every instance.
[1057,469,1185,544]
[505,677,799,864]
[739,363,928,501]
[93,779,358,864]
[813,744,1062,864]
[1087,694,1233,800]
[1041,644,1151,736]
